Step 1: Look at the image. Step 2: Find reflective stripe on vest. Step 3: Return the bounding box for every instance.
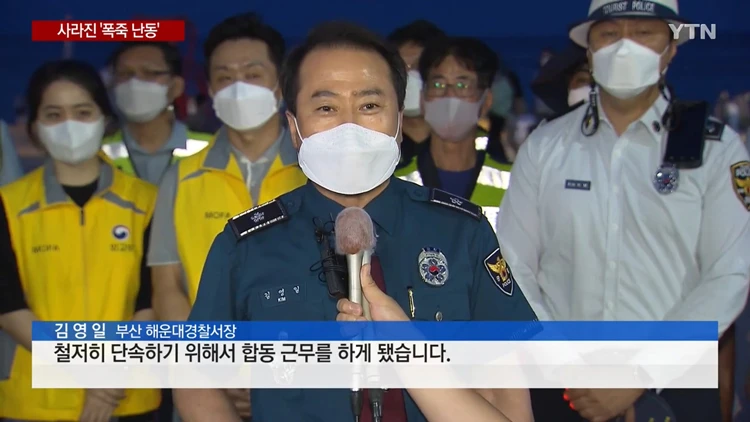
[482,206,500,232]
[476,165,511,190]
[397,166,510,191]
[397,166,508,232]
[475,136,489,151]
[101,139,210,161]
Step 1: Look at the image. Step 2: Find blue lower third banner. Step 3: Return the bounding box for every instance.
[31,321,718,342]
[28,321,719,390]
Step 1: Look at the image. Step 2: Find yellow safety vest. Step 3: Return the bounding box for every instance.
[394,153,511,230]
[0,157,160,420]
[101,129,212,177]
[174,132,307,304]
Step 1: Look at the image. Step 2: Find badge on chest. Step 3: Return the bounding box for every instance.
[653,163,679,195]
[109,224,134,252]
[418,247,449,287]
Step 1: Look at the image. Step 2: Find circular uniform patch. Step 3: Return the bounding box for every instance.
[653,163,679,195]
[112,225,130,241]
[418,247,449,287]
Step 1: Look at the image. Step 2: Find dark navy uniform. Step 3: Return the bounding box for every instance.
[190,177,538,422]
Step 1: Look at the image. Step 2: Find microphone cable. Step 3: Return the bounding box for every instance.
[369,388,384,422]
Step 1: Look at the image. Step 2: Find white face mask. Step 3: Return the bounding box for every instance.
[592,39,668,100]
[403,71,423,117]
[296,121,401,195]
[568,86,590,106]
[212,82,278,131]
[37,118,105,164]
[423,96,483,142]
[114,78,170,123]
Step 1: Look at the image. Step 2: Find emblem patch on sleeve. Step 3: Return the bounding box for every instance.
[483,248,514,296]
[731,161,750,211]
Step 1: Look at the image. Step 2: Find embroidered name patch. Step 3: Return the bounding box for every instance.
[483,248,514,296]
[565,180,591,191]
[731,161,750,211]
[229,199,289,240]
[259,284,304,308]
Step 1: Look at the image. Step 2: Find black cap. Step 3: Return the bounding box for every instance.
[531,44,588,115]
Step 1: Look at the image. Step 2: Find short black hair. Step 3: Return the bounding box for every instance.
[203,13,285,75]
[387,20,446,49]
[26,60,114,140]
[418,37,499,89]
[281,22,407,116]
[107,42,182,75]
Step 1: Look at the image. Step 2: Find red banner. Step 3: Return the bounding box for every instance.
[31,20,185,42]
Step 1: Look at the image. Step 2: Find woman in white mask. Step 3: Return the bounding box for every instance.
[386,20,447,169]
[104,43,213,185]
[0,60,161,422]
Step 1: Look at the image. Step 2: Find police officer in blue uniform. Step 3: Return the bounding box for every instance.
[174,22,537,422]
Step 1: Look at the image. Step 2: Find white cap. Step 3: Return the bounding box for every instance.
[569,0,691,47]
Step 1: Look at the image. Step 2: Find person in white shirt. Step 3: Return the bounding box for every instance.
[496,0,750,421]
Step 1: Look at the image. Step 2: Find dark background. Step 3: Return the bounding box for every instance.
[0,0,748,120]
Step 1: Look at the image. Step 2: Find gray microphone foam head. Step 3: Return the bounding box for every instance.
[334,207,377,255]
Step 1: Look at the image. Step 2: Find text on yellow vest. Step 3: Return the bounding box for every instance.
[174,131,307,304]
[0,158,160,420]
[101,129,212,176]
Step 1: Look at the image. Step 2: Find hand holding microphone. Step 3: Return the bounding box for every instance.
[336,263,409,323]
[336,207,403,422]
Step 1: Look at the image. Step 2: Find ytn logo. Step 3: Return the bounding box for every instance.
[669,23,716,40]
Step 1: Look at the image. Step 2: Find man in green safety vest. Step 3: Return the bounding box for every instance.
[394,37,510,230]
[102,42,212,185]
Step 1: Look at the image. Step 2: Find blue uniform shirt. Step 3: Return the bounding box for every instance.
[190,177,538,422]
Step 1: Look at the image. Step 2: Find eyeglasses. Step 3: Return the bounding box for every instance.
[425,81,479,98]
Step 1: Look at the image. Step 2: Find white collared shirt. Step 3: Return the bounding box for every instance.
[496,95,750,334]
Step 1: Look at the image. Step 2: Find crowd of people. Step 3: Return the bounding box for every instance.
[1,0,749,421]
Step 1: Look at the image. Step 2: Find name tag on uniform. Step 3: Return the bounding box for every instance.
[259,284,304,308]
[565,179,591,191]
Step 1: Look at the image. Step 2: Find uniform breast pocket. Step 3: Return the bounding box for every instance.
[249,283,325,321]
[412,287,472,321]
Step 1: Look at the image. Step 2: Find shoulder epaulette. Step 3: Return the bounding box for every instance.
[428,189,482,220]
[228,199,289,240]
[704,117,725,141]
[547,101,586,124]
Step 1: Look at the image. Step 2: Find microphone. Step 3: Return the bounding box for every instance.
[335,207,379,421]
[334,207,376,316]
